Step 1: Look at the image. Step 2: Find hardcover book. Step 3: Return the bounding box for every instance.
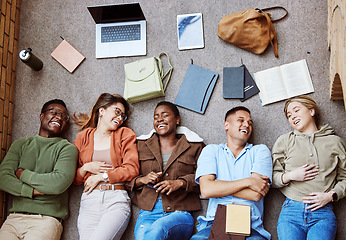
[240,65,260,102]
[226,204,251,236]
[51,39,85,73]
[209,205,245,240]
[223,66,244,99]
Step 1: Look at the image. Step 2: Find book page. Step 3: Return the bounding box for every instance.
[254,67,287,106]
[280,59,314,97]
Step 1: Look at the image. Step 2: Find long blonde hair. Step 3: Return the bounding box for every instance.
[73,93,130,131]
[284,95,320,126]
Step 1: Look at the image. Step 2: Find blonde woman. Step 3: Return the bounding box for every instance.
[73,93,139,240]
[272,95,346,240]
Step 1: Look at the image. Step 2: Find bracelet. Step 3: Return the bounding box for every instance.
[281,173,288,185]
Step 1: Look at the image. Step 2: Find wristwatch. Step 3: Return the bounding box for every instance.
[330,191,337,202]
[102,172,109,182]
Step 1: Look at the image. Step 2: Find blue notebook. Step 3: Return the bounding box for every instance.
[223,66,244,99]
[240,64,259,102]
[174,64,219,114]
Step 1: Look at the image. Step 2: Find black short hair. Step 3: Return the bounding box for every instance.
[156,101,180,118]
[41,99,67,113]
[225,106,251,121]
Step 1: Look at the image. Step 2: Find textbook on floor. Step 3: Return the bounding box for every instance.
[254,59,314,106]
[51,40,85,73]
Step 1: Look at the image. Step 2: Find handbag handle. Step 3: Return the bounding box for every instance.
[156,52,173,92]
[256,7,287,58]
[258,6,288,23]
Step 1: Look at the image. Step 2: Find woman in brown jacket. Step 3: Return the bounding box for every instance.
[128,101,205,240]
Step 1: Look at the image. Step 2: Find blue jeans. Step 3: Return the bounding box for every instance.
[277,198,337,240]
[135,199,194,240]
[190,221,266,240]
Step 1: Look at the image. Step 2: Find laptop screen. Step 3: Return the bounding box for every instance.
[88,3,145,24]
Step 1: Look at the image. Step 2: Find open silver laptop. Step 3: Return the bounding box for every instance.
[87,3,146,59]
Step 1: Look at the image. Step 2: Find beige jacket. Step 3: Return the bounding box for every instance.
[272,124,346,201]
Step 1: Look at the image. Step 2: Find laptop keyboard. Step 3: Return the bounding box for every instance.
[101,24,141,43]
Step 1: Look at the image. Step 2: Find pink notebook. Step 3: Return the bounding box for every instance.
[51,40,85,73]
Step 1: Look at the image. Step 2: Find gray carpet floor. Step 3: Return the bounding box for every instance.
[12,0,346,239]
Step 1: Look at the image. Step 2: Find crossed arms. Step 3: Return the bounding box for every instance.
[199,172,270,202]
[0,139,78,198]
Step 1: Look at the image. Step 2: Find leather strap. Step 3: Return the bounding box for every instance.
[156,52,173,92]
[97,183,126,191]
[256,8,282,58]
[259,6,288,23]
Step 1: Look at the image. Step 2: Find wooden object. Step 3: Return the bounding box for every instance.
[328,0,346,110]
[0,0,21,225]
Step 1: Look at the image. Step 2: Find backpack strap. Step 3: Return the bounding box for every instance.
[157,52,173,92]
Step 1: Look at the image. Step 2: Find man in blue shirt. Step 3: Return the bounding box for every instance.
[191,106,272,240]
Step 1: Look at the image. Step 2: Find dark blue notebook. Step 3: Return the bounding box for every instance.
[223,66,244,99]
[174,64,219,114]
[240,64,259,102]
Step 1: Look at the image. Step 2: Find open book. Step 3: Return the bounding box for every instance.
[254,59,314,106]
